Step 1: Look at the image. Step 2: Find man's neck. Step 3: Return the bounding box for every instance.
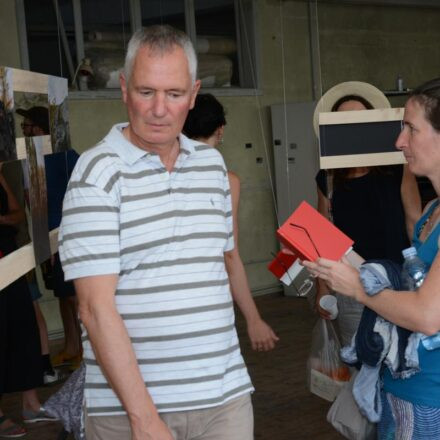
[122,125,180,171]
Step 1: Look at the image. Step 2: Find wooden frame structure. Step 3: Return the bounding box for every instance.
[318,107,406,169]
[0,67,70,290]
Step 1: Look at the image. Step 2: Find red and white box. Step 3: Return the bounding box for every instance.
[267,251,305,286]
[277,201,354,262]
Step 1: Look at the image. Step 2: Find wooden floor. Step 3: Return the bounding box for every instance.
[2,292,344,439]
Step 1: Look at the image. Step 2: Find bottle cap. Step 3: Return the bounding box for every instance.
[402,246,417,259]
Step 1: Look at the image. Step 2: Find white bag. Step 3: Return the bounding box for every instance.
[326,370,376,440]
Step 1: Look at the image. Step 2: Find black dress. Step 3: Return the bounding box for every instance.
[316,166,409,264]
[0,183,42,394]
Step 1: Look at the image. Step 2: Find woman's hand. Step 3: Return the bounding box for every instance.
[302,257,365,302]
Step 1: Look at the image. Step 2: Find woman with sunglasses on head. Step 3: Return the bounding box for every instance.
[183,93,279,352]
[313,82,421,345]
[305,78,440,439]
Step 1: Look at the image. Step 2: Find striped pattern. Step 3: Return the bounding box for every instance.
[379,391,440,439]
[59,124,253,415]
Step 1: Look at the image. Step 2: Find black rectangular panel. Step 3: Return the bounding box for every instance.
[319,120,402,157]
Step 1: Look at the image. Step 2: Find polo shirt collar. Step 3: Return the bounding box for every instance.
[105,123,197,166]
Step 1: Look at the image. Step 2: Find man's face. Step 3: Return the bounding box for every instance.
[21,118,35,137]
[120,45,200,151]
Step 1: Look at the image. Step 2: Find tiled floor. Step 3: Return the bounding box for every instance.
[2,293,344,439]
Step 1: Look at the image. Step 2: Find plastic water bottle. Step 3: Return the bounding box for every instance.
[401,246,440,350]
[401,246,427,291]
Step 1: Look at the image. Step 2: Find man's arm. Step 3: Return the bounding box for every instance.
[75,275,173,440]
[224,250,279,351]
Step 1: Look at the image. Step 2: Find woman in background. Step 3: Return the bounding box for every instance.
[0,165,56,438]
[313,81,421,345]
[184,93,279,351]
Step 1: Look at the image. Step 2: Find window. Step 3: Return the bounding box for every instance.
[18,0,258,95]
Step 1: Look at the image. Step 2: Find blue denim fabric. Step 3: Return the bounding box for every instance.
[340,259,422,422]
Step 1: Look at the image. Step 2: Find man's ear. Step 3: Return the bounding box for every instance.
[189,80,202,109]
[120,73,128,104]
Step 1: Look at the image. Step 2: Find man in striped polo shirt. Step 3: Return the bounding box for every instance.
[59,25,254,440]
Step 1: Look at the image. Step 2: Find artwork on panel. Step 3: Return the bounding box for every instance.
[48,75,71,153]
[0,67,72,289]
[0,67,17,162]
[14,91,50,137]
[23,136,51,264]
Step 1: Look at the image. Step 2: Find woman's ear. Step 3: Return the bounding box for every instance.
[216,125,225,145]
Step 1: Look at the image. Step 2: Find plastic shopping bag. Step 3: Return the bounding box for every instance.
[307,318,351,402]
[327,370,376,440]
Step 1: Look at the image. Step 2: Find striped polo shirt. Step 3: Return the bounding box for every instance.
[58,123,253,416]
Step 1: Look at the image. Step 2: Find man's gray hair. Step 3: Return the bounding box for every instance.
[124,25,198,84]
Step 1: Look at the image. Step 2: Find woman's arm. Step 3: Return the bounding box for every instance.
[0,172,25,226]
[303,253,440,335]
[224,171,279,351]
[401,164,422,239]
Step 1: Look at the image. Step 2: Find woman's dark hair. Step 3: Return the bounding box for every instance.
[410,77,440,132]
[183,93,226,139]
[330,95,375,187]
[331,94,374,112]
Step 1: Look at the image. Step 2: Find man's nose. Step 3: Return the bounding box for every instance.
[152,94,166,117]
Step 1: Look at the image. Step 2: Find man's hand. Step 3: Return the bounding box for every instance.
[131,414,174,440]
[247,318,279,351]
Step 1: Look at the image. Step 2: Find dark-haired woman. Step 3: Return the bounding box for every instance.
[305,77,440,439]
[314,85,421,345]
[184,94,279,351]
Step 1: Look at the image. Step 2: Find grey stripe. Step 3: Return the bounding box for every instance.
[156,384,252,410]
[226,210,232,218]
[62,252,120,265]
[120,300,232,320]
[85,362,245,389]
[80,153,119,182]
[120,209,224,230]
[86,384,252,414]
[63,205,119,216]
[61,230,119,242]
[194,145,211,151]
[85,342,239,366]
[175,165,225,175]
[174,187,227,196]
[121,169,166,179]
[82,323,234,344]
[121,189,169,203]
[116,279,229,297]
[120,232,228,255]
[131,323,235,343]
[120,256,224,275]
[103,171,121,193]
[66,181,95,191]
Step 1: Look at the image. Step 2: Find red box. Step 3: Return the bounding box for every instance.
[268,251,298,279]
[277,201,354,261]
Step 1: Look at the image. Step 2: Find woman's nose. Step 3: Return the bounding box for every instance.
[395,127,407,150]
